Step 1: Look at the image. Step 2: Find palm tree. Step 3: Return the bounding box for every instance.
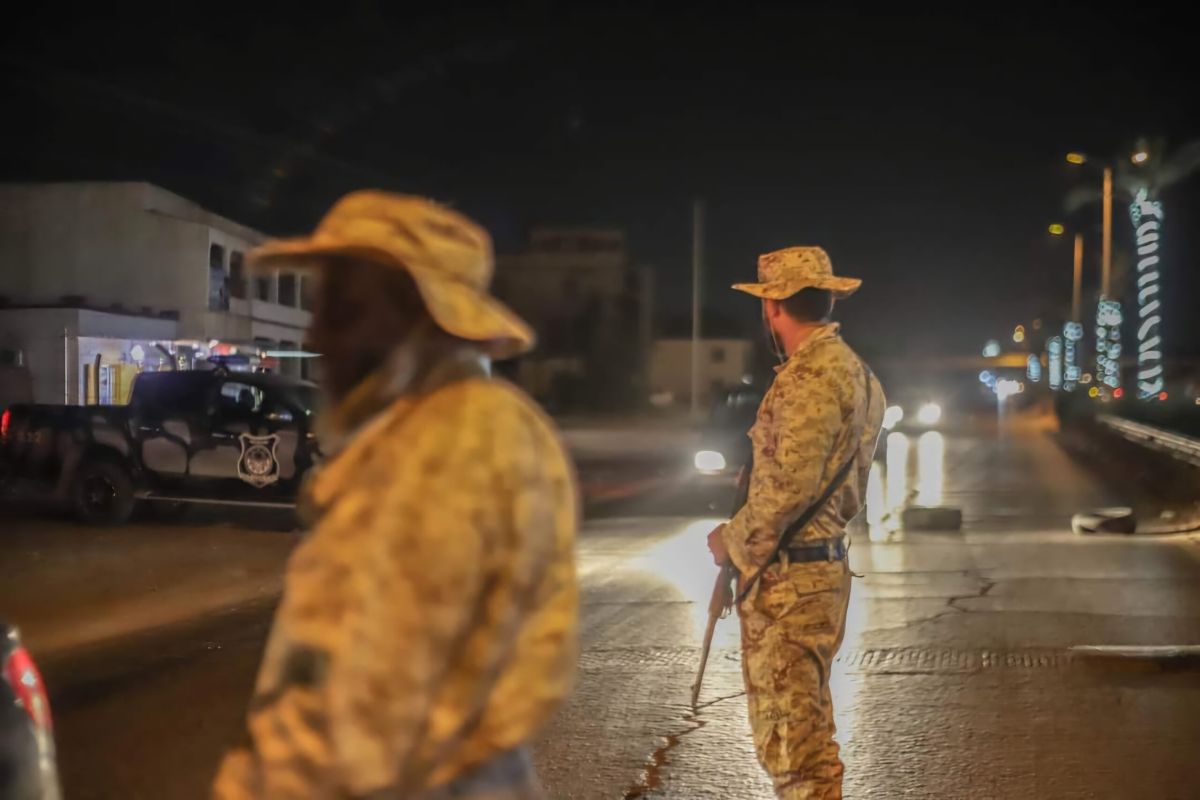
[1064,139,1200,399]
[1064,139,1200,212]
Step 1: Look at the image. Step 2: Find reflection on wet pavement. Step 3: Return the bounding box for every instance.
[883,432,910,518]
[916,431,945,507]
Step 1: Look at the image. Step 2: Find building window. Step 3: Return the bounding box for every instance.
[299,275,313,311]
[229,251,246,299]
[255,275,273,302]
[278,273,298,308]
[208,243,228,311]
[711,346,726,364]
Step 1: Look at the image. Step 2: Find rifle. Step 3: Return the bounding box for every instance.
[690,463,750,711]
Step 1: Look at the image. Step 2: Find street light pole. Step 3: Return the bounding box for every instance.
[1101,166,1113,297]
[690,198,704,420]
[1072,233,1083,323]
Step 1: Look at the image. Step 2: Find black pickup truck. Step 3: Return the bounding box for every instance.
[1,370,320,524]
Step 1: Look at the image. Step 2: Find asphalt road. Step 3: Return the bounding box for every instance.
[6,424,1200,799]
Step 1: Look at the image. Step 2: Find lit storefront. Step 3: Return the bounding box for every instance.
[0,306,320,405]
[78,336,174,404]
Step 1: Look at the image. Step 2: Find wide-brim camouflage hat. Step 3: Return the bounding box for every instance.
[249,191,534,359]
[732,246,862,300]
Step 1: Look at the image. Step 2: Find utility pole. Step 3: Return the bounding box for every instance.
[690,199,704,420]
[1072,233,1083,322]
[1101,166,1113,297]
[63,327,69,404]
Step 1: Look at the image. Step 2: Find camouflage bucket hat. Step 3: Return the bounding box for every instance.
[248,191,534,359]
[732,246,861,300]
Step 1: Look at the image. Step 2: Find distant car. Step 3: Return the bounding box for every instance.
[881,393,946,433]
[692,386,762,482]
[1,368,320,524]
[1,622,60,800]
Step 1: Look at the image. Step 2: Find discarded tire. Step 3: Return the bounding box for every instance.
[1072,507,1137,535]
[901,505,963,531]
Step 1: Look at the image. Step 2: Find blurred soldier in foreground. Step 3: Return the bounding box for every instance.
[707,247,883,799]
[213,192,578,799]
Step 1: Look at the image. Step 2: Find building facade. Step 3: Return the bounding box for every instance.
[495,228,653,412]
[0,182,313,403]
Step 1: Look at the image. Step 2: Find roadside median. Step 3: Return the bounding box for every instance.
[1056,415,1200,535]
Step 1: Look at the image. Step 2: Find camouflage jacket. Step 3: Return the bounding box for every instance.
[721,324,884,576]
[213,343,579,799]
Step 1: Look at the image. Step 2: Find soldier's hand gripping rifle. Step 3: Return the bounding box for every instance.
[690,463,751,711]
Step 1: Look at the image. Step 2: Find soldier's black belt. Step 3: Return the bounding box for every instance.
[782,536,847,563]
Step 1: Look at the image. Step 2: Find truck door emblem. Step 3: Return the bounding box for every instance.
[238,434,280,488]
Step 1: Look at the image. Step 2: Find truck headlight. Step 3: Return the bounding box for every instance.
[694,450,727,474]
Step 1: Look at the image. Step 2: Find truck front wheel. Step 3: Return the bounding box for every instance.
[73,460,136,525]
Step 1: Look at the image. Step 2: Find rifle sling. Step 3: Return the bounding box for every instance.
[733,359,873,607]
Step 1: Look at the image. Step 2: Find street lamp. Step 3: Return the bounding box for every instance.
[1066,150,1121,396]
[1045,223,1085,323]
[1131,150,1150,165]
[1065,152,1113,296]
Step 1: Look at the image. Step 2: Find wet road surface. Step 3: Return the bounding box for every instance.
[5,425,1200,798]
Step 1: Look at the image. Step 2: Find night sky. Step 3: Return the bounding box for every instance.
[3,4,1197,359]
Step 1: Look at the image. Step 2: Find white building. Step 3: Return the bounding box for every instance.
[0,182,313,403]
[649,338,755,409]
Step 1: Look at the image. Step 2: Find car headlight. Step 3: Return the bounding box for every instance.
[694,450,727,474]
[916,402,942,426]
[882,405,904,431]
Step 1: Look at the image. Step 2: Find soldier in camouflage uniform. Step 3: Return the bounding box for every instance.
[708,247,883,800]
[213,192,578,800]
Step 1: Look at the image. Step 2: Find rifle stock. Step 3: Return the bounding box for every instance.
[690,561,734,710]
[690,464,752,711]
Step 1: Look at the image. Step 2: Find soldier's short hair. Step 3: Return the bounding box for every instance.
[780,288,834,323]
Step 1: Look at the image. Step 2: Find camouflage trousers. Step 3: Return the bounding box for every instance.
[739,558,852,800]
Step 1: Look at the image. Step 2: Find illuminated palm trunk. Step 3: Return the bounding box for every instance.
[1128,188,1165,399]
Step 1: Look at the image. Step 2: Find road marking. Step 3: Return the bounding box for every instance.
[1070,644,1200,662]
[577,644,1200,675]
